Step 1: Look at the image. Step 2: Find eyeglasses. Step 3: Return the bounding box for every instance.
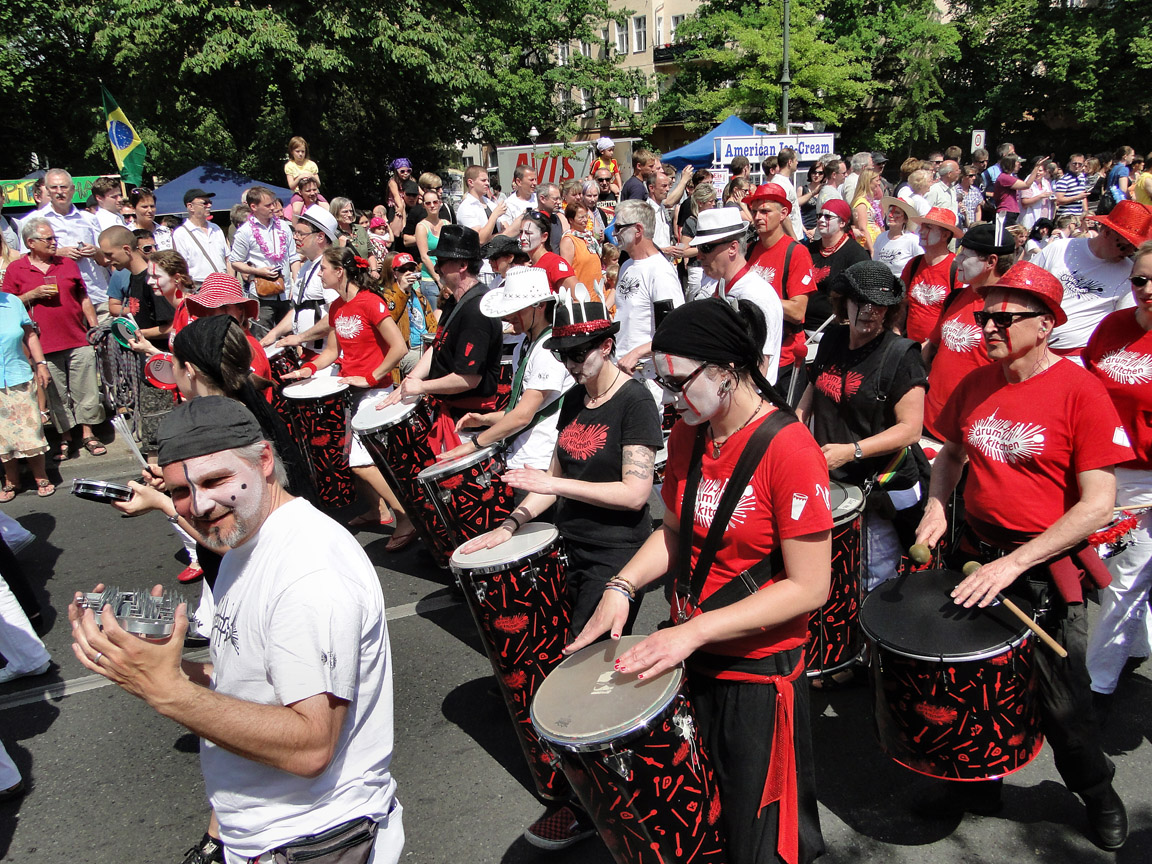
[654,363,709,394]
[293,229,315,239]
[695,239,731,255]
[31,235,57,244]
[551,343,598,365]
[973,310,1047,329]
[139,245,155,253]
[1131,276,1151,288]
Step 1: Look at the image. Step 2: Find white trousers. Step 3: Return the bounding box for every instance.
[0,739,19,789]
[0,574,49,674]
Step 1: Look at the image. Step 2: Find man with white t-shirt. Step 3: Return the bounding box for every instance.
[173,188,232,287]
[455,165,509,245]
[1034,200,1150,357]
[612,200,684,401]
[498,164,537,231]
[772,147,804,240]
[70,397,404,864]
[441,266,574,471]
[689,207,782,383]
[230,186,297,332]
[91,176,129,232]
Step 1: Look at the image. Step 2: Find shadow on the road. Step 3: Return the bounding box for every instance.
[10,513,61,634]
[499,833,614,863]
[0,700,60,859]
[1103,673,1152,757]
[442,675,536,797]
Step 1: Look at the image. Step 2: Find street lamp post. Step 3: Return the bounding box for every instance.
[528,125,540,165]
[781,0,791,129]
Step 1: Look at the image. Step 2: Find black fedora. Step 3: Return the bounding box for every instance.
[435,224,481,261]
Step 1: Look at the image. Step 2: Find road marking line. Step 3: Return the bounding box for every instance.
[0,593,461,712]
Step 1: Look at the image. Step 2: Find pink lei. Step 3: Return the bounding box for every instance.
[249,216,288,265]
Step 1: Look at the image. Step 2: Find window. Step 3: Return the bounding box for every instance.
[671,15,686,41]
[557,43,569,66]
[656,16,664,45]
[615,21,628,54]
[580,41,592,58]
[632,93,648,113]
[559,88,572,105]
[580,88,591,107]
[633,16,647,53]
[617,95,630,110]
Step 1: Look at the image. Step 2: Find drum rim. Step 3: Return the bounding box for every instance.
[71,478,134,502]
[417,444,503,480]
[351,397,418,433]
[282,377,350,399]
[830,479,865,524]
[860,618,1032,662]
[449,522,560,574]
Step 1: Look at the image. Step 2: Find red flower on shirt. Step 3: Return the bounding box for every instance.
[558,421,608,460]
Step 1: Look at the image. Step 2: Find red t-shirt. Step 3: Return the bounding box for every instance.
[924,288,990,440]
[661,412,833,663]
[329,290,389,378]
[533,251,574,292]
[936,359,1133,539]
[747,236,816,368]
[1,256,90,353]
[1083,309,1152,471]
[901,253,957,343]
[245,331,272,384]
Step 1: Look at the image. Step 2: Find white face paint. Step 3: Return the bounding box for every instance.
[816,215,842,239]
[519,220,544,253]
[957,250,988,284]
[919,226,945,247]
[164,449,269,551]
[654,353,722,426]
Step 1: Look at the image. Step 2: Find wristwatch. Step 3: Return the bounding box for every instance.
[853,442,864,461]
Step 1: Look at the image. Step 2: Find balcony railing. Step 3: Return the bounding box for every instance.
[653,42,693,63]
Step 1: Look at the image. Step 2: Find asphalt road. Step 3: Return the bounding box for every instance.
[0,439,1149,863]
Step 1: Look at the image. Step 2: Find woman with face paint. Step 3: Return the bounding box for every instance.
[566,296,832,864]
[797,260,929,597]
[459,294,663,851]
[521,210,577,292]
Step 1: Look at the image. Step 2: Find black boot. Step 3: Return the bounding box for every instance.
[1082,783,1128,851]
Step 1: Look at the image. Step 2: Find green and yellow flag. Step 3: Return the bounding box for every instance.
[100,86,146,187]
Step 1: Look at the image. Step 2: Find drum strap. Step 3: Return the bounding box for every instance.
[675,410,795,615]
[505,328,563,434]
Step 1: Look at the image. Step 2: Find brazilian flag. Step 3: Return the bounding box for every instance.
[101,86,146,187]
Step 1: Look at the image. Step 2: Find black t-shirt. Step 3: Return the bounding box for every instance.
[125,269,175,329]
[802,237,870,329]
[620,176,648,202]
[428,284,501,408]
[808,326,928,489]
[554,378,663,548]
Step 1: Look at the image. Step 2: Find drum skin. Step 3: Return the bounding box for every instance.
[282,380,357,510]
[450,525,573,800]
[860,571,1044,781]
[418,448,515,547]
[807,481,864,676]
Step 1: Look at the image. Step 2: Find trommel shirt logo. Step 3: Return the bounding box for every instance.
[967,410,1046,463]
[911,280,947,306]
[941,318,983,352]
[558,421,608,460]
[334,313,365,340]
[1097,349,1152,385]
[694,478,756,528]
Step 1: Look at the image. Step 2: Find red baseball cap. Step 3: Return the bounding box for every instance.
[744,183,792,215]
[391,253,418,270]
[976,261,1067,326]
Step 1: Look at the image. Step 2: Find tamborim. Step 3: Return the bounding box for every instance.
[71,478,134,503]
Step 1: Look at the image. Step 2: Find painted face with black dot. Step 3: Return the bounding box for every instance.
[163,449,268,551]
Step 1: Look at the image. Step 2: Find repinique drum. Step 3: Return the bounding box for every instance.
[143,353,178,390]
[282,377,356,509]
[71,478,134,503]
[531,636,727,864]
[266,344,303,427]
[807,481,865,677]
[416,446,515,546]
[859,570,1043,781]
[351,395,453,567]
[450,523,573,801]
[918,435,943,464]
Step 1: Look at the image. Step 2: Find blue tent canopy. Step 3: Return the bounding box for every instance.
[660,116,759,169]
[153,163,293,216]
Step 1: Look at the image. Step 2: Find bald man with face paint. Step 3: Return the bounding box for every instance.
[69,397,405,864]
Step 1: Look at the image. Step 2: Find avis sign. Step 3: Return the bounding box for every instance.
[717,134,835,166]
[496,139,635,191]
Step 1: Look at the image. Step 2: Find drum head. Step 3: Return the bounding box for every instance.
[71,479,133,503]
[351,395,417,433]
[110,317,139,348]
[283,376,349,400]
[531,635,683,751]
[144,353,178,390]
[860,570,1033,661]
[831,481,865,524]
[450,521,559,572]
[418,444,501,480]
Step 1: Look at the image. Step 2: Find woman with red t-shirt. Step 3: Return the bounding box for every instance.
[569,297,832,864]
[520,211,577,292]
[282,247,412,540]
[1084,240,1152,702]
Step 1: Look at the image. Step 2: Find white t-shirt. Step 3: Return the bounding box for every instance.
[873,231,924,278]
[614,253,684,356]
[647,199,672,249]
[773,173,804,239]
[36,207,110,304]
[718,268,783,384]
[94,208,127,232]
[506,335,575,469]
[925,181,958,216]
[1034,237,1135,351]
[498,193,536,231]
[456,194,491,232]
[198,499,402,863]
[152,224,174,251]
[1021,177,1054,229]
[292,258,340,351]
[174,221,231,283]
[897,189,932,216]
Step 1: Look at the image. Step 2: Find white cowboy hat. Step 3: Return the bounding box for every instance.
[480,265,554,318]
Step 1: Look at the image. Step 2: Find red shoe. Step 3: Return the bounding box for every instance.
[177,565,204,584]
[523,805,596,850]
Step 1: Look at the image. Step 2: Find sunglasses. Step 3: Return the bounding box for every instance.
[1131,275,1151,288]
[396,265,419,274]
[973,310,1046,328]
[551,343,597,364]
[695,239,731,255]
[139,245,155,253]
[816,213,840,222]
[654,363,709,394]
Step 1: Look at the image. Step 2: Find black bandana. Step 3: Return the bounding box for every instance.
[652,297,764,369]
[172,315,236,387]
[157,396,264,466]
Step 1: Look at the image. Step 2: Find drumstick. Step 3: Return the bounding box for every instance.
[804,315,837,346]
[960,561,1069,658]
[111,414,150,472]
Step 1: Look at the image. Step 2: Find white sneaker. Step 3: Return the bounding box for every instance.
[0,660,51,685]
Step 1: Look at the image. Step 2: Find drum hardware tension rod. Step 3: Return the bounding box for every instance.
[960,561,1069,659]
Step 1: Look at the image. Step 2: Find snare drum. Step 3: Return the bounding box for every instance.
[531,636,727,864]
[451,523,573,800]
[71,478,134,503]
[416,446,515,546]
[808,481,865,677]
[282,377,356,509]
[266,344,303,426]
[859,570,1043,780]
[352,395,453,566]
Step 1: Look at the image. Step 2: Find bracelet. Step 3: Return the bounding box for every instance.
[504,514,522,531]
[604,584,634,603]
[301,362,317,377]
[35,360,47,366]
[365,373,378,388]
[605,578,636,599]
[609,576,637,596]
[165,512,180,525]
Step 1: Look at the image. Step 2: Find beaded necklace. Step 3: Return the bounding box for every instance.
[249,216,287,265]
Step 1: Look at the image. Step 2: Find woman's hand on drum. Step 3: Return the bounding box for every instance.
[437,438,478,463]
[952,558,1024,609]
[281,367,312,382]
[275,334,303,348]
[457,526,514,555]
[338,376,372,389]
[502,467,555,495]
[564,591,632,654]
[110,480,168,517]
[914,499,948,550]
[613,625,705,680]
[454,412,487,433]
[820,442,857,471]
[382,377,423,407]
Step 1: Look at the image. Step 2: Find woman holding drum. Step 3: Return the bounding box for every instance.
[567,297,832,864]
[280,247,414,540]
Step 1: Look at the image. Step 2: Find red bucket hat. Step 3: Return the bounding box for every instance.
[744,182,792,215]
[976,261,1067,327]
[1087,200,1152,249]
[187,273,260,321]
[918,207,963,238]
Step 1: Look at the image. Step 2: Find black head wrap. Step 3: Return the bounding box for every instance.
[156,396,263,466]
[651,297,792,414]
[172,315,234,388]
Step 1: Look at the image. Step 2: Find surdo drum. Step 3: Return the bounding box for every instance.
[859,570,1043,780]
[416,445,515,547]
[281,377,357,509]
[532,636,728,864]
[807,481,865,677]
[450,523,573,800]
